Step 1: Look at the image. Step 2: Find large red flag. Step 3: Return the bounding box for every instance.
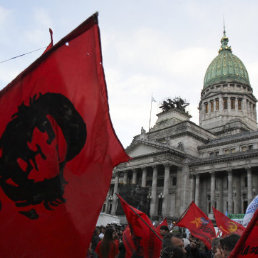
[117,194,162,258]
[0,13,129,258]
[229,209,258,258]
[176,202,216,249]
[213,207,245,237]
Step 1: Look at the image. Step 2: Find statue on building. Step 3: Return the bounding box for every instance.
[160,97,189,113]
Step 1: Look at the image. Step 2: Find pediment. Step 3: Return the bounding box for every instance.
[127,142,162,158]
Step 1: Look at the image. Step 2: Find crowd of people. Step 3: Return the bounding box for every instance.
[86,223,240,258]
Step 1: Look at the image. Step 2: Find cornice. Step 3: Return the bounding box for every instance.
[190,149,258,167]
[198,131,258,150]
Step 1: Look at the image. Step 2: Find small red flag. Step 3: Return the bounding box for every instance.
[156,217,168,237]
[176,202,216,249]
[123,226,136,258]
[229,209,258,258]
[213,207,245,237]
[0,13,129,257]
[117,194,162,258]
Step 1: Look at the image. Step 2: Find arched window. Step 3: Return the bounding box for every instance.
[231,98,235,109]
[210,100,214,112]
[223,97,228,109]
[215,98,219,110]
[238,98,242,110]
[205,102,208,113]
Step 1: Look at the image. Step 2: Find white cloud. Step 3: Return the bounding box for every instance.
[0,6,10,26]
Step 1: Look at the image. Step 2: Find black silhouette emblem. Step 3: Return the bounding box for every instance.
[0,93,87,219]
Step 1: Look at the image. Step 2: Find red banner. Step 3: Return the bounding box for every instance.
[229,209,258,258]
[176,202,216,249]
[117,194,162,258]
[213,207,245,236]
[0,13,129,257]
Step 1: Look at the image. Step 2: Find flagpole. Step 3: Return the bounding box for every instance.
[116,194,162,241]
[170,201,193,231]
[148,97,153,132]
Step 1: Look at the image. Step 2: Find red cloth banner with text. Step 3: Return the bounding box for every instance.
[0,13,129,258]
[213,207,245,236]
[117,194,162,258]
[176,202,216,249]
[229,209,258,258]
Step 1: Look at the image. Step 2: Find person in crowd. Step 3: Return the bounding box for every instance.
[160,225,170,237]
[161,233,187,258]
[185,235,209,258]
[95,227,119,258]
[214,234,240,258]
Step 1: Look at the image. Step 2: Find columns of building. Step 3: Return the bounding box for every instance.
[190,176,195,202]
[150,166,158,217]
[111,172,119,215]
[247,167,253,204]
[227,169,233,214]
[235,174,241,213]
[195,174,200,206]
[132,169,137,184]
[141,167,147,187]
[123,171,128,185]
[218,176,223,212]
[210,172,215,213]
[162,164,170,217]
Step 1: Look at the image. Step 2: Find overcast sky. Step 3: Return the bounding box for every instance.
[1,0,258,148]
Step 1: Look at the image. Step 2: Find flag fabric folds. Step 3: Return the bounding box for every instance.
[243,195,258,227]
[213,207,245,236]
[123,226,136,258]
[176,202,216,249]
[117,194,162,258]
[0,13,129,258]
[229,209,258,258]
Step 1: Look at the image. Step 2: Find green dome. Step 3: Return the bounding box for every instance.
[203,31,250,89]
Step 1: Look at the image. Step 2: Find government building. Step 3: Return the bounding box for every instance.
[103,30,258,221]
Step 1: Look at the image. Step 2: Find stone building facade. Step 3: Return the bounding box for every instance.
[103,31,258,220]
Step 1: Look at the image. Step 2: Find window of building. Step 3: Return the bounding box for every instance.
[215,98,219,110]
[215,151,219,156]
[157,179,164,187]
[231,148,236,153]
[244,176,247,187]
[172,177,177,186]
[210,152,214,157]
[224,149,229,154]
[102,204,106,212]
[231,98,235,109]
[223,98,228,109]
[241,146,247,152]
[204,102,208,113]
[249,145,253,150]
[210,100,214,112]
[238,98,242,110]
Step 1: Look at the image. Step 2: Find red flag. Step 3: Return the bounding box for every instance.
[176,202,216,249]
[229,209,258,258]
[156,217,168,237]
[117,194,162,258]
[213,207,245,236]
[123,226,136,258]
[0,13,129,258]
